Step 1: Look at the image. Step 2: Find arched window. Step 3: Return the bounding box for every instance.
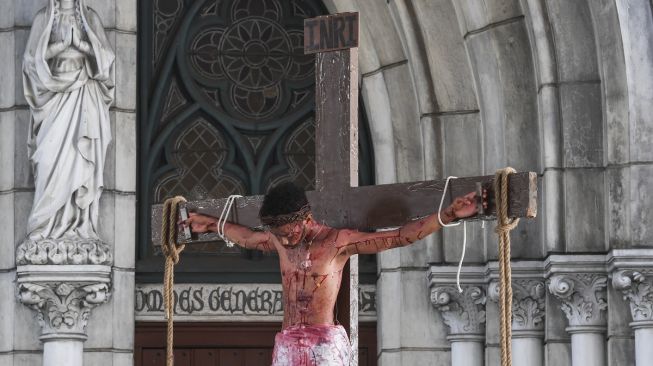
[138,0,374,282]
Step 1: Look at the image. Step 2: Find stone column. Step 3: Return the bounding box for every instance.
[612,269,653,366]
[548,274,608,366]
[16,265,111,366]
[430,286,486,366]
[489,279,546,366]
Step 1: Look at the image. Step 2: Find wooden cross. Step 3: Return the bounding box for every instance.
[151,12,537,364]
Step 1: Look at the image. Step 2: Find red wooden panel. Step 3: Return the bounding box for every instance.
[244,348,272,365]
[194,349,218,366]
[173,349,192,366]
[359,348,368,366]
[219,349,244,366]
[135,322,377,366]
[141,349,165,366]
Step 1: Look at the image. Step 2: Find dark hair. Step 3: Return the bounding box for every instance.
[259,182,310,227]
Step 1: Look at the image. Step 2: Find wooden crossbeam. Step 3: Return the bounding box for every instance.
[150,172,537,244]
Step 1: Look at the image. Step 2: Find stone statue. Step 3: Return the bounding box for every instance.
[17,0,114,265]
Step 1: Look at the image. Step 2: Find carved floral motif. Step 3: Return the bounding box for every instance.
[17,281,111,339]
[612,270,653,322]
[430,286,486,335]
[548,274,608,327]
[489,279,546,331]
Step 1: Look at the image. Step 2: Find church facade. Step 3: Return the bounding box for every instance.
[1,0,653,365]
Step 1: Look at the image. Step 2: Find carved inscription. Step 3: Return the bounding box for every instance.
[135,283,376,321]
[304,12,359,54]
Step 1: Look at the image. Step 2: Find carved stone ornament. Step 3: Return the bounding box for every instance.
[16,265,112,341]
[430,286,486,336]
[16,238,113,265]
[548,274,608,328]
[612,269,653,323]
[18,283,110,339]
[489,279,546,332]
[17,281,110,340]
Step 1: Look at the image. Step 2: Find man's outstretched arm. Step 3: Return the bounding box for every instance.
[182,213,278,252]
[338,192,480,256]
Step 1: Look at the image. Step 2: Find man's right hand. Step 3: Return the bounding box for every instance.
[180,212,217,233]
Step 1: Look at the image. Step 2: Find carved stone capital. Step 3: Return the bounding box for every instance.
[430,286,486,338]
[489,279,546,333]
[17,238,113,266]
[612,269,653,324]
[16,265,111,341]
[548,274,607,329]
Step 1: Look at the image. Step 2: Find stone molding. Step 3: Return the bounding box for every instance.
[16,238,113,266]
[16,265,112,341]
[548,273,608,329]
[612,269,653,323]
[489,279,546,333]
[430,285,487,338]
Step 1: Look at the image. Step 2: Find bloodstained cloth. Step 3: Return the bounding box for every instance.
[271,324,351,365]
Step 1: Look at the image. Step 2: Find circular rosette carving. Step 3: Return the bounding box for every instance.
[220,19,291,89]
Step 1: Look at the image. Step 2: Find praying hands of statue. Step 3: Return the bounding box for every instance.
[72,28,93,55]
[46,26,73,59]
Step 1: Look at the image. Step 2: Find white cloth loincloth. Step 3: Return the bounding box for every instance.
[272,324,351,366]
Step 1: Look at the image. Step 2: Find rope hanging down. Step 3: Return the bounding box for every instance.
[495,167,520,366]
[160,196,187,366]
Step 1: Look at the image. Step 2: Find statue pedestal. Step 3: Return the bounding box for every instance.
[16,265,112,366]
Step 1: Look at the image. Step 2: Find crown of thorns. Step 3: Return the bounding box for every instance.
[259,204,311,227]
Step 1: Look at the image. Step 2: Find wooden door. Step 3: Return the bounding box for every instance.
[135,322,377,366]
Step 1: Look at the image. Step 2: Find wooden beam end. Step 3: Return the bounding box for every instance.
[526,171,538,219]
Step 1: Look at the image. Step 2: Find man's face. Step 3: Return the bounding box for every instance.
[270,219,307,246]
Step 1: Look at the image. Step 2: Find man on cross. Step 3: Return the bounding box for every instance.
[182,182,483,365]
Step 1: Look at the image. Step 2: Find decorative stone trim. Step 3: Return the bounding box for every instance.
[430,285,486,337]
[16,265,112,341]
[489,279,546,333]
[16,238,113,266]
[548,274,608,329]
[134,283,378,322]
[612,269,653,323]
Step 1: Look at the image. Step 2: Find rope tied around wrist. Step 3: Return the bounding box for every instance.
[217,195,243,247]
[437,176,468,293]
[494,167,519,366]
[160,196,187,366]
